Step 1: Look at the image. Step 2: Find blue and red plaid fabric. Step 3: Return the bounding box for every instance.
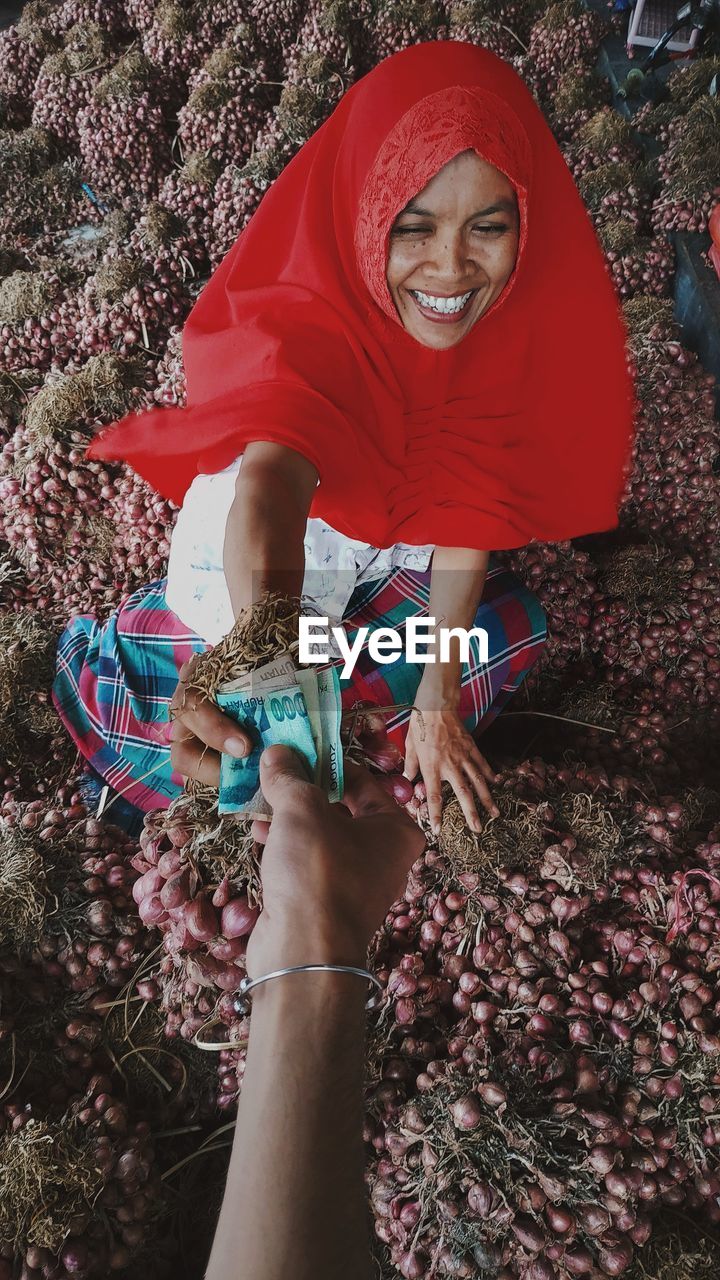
[52,557,546,813]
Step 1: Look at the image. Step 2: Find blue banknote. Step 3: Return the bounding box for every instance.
[217,684,318,816]
[216,654,343,816]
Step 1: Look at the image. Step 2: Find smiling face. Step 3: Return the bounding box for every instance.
[385,149,520,350]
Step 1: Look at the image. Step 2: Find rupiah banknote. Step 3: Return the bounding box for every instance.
[316,666,343,803]
[216,660,317,816]
[215,653,344,816]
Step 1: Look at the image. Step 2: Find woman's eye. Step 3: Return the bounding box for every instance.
[390,223,510,237]
[390,225,430,236]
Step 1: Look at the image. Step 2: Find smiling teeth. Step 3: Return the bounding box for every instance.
[412,289,473,314]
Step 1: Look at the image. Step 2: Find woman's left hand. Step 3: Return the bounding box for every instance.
[403,697,499,836]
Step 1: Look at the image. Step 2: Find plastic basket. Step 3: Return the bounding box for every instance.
[626,0,702,51]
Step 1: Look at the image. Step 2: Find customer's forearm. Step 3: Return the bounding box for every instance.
[223,477,306,618]
[205,973,373,1280]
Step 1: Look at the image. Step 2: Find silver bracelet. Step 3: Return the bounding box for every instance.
[233,964,384,1014]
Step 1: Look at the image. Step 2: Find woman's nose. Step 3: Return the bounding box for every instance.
[428,235,475,281]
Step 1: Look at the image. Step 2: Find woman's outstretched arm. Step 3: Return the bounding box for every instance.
[223,441,319,617]
[170,442,318,783]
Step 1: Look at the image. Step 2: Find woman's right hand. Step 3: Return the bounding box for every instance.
[168,655,253,787]
[170,442,317,785]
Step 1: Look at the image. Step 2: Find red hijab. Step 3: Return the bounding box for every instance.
[88,41,635,550]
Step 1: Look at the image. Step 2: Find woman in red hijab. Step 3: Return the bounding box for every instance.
[52,40,634,835]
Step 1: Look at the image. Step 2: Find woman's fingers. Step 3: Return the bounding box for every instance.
[169,675,253,760]
[177,656,201,683]
[468,742,499,784]
[181,702,252,759]
[170,725,221,787]
[461,757,499,819]
[425,769,443,836]
[445,768,484,832]
[402,732,419,782]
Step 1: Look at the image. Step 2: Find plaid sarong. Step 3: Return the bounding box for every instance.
[52,557,546,813]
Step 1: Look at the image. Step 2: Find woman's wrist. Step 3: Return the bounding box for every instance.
[416,664,461,708]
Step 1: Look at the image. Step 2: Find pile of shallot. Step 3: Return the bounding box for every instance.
[0,1,718,1276]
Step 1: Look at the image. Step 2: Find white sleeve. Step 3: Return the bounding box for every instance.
[166,455,380,656]
[165,457,243,643]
